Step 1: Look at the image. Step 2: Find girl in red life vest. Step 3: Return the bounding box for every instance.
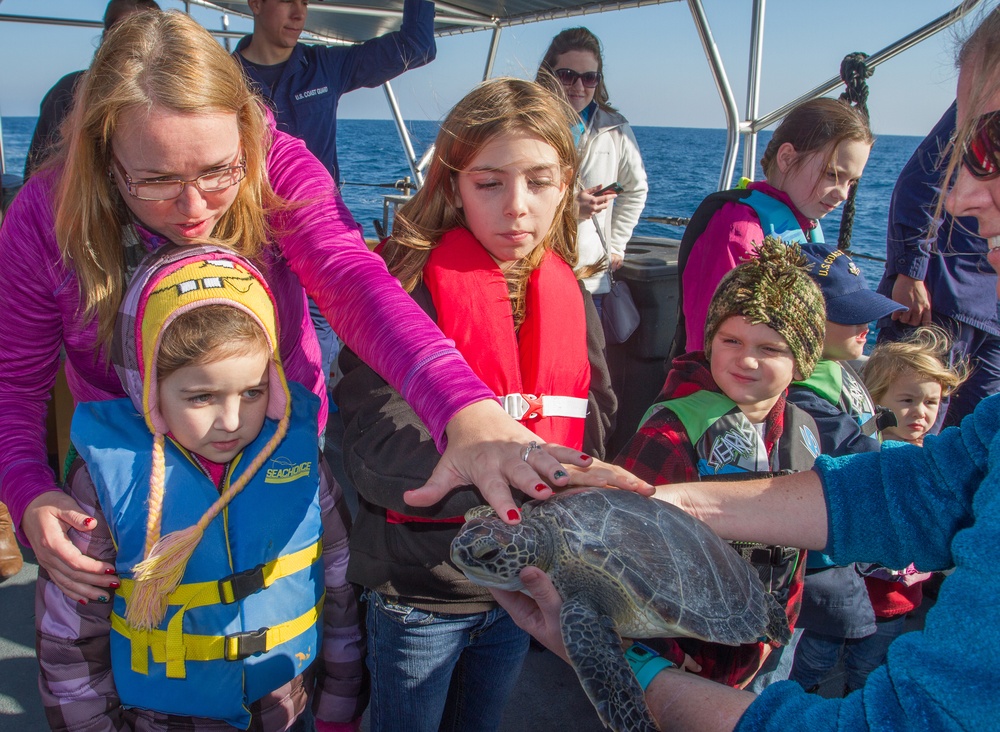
[335,78,632,732]
[676,98,874,356]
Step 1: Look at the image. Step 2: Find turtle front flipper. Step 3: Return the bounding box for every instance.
[560,597,659,732]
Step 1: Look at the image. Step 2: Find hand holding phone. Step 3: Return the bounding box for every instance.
[595,182,624,196]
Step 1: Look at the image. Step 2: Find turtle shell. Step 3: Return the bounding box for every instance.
[526,488,775,646]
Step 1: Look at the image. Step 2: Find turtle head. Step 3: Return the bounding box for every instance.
[450,511,550,591]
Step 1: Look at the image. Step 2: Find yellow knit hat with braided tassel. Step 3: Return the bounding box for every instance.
[116,246,291,631]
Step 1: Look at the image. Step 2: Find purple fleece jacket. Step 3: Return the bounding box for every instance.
[0,120,492,539]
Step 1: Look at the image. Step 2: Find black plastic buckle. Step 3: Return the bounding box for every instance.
[219,563,266,603]
[225,627,269,661]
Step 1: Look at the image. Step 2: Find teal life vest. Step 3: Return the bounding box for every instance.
[672,182,825,358]
[793,359,878,437]
[641,390,820,604]
[72,382,324,729]
[793,359,878,570]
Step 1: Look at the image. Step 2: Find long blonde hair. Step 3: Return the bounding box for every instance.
[54,10,275,347]
[382,78,586,326]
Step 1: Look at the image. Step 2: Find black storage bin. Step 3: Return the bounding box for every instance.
[605,237,680,457]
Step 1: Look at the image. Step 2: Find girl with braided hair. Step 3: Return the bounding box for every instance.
[674,98,873,356]
[35,246,364,731]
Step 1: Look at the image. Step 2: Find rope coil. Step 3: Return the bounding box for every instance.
[837,52,872,252]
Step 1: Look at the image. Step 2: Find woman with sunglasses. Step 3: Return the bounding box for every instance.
[536,27,648,314]
[491,11,1000,729]
[0,10,612,606]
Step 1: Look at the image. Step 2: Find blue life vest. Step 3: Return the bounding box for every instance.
[793,359,877,437]
[72,383,324,729]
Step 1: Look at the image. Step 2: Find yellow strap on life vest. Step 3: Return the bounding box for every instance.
[117,540,322,607]
[116,540,322,677]
[111,595,323,678]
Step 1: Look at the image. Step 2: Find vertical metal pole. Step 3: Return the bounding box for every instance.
[0,115,6,176]
[687,0,740,191]
[742,0,765,182]
[483,24,502,80]
[222,13,231,52]
[382,80,424,188]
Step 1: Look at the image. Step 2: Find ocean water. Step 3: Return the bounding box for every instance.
[2,116,922,284]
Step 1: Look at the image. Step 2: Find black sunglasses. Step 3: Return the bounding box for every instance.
[960,109,1000,180]
[553,68,601,89]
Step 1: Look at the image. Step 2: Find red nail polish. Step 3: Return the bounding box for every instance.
[535,483,549,493]
[109,582,120,590]
[507,509,520,521]
[580,454,591,461]
[104,568,116,575]
[78,598,87,605]
[83,517,95,527]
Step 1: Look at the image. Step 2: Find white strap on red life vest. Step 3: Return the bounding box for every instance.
[501,393,589,421]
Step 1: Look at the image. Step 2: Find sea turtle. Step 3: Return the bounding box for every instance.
[450,488,791,732]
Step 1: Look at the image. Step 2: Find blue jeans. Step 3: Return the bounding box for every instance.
[364,589,530,732]
[789,629,878,694]
[843,616,907,691]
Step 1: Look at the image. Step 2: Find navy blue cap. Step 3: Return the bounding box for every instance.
[800,244,906,325]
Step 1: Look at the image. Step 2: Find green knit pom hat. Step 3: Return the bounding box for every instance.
[703,237,826,378]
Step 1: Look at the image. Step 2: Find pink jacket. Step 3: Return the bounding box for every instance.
[681,181,818,351]
[0,123,491,537]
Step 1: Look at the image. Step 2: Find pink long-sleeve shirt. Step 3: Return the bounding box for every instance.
[0,123,492,537]
[682,181,818,351]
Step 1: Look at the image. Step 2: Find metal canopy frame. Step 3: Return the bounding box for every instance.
[0,0,986,188]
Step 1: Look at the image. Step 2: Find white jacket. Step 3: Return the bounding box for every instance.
[577,106,649,294]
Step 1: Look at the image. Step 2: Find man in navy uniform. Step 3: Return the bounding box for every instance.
[235,0,436,390]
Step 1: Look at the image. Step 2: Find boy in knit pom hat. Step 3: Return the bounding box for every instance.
[616,236,825,689]
[35,245,364,732]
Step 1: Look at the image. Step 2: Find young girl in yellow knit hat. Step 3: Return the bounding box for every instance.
[34,245,364,731]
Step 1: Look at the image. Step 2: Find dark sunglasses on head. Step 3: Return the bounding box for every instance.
[960,109,1000,180]
[554,68,601,88]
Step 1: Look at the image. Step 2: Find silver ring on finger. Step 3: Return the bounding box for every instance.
[521,440,542,463]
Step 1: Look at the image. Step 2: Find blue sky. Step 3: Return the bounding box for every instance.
[0,0,991,135]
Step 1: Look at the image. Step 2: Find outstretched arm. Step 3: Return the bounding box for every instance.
[653,470,829,550]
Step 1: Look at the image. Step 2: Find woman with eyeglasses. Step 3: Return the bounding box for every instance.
[0,10,616,607]
[491,10,1000,730]
[536,27,648,314]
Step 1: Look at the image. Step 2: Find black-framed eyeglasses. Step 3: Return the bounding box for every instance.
[111,153,247,201]
[958,109,1000,181]
[553,68,601,89]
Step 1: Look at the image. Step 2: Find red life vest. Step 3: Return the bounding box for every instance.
[387,227,590,524]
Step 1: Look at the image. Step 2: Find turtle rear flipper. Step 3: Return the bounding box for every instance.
[560,597,660,732]
[764,592,792,645]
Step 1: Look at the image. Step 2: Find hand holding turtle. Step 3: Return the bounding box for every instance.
[491,564,570,661]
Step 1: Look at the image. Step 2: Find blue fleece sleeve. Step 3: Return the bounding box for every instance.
[735,393,1000,730]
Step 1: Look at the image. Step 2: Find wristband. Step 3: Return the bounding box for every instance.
[624,642,676,691]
